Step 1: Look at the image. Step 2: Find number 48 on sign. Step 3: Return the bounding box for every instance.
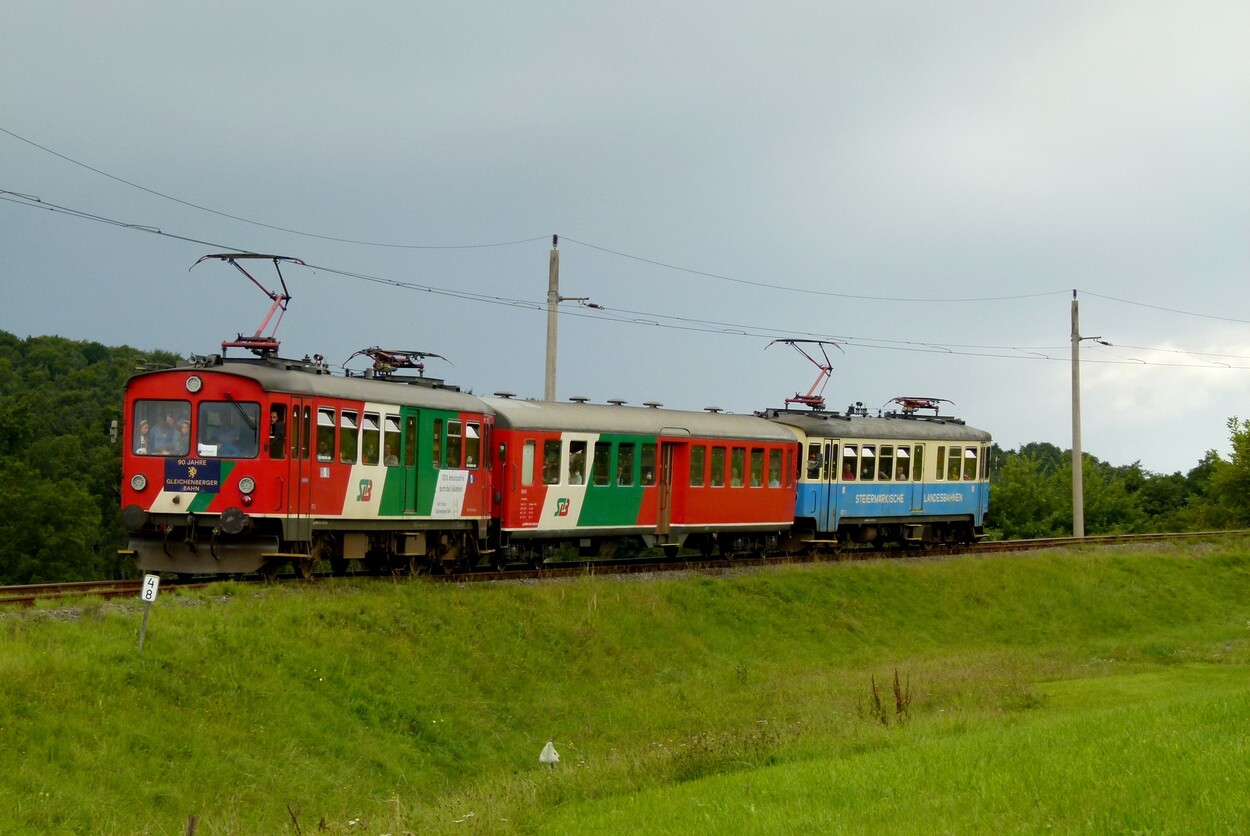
[137,573,161,654]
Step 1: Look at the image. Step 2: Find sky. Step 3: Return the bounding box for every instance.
[2,1,1247,475]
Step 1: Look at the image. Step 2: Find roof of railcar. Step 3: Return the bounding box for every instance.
[760,409,992,443]
[126,356,490,413]
[483,397,798,442]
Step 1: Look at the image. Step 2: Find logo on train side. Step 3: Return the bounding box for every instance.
[357,479,373,502]
[555,498,570,517]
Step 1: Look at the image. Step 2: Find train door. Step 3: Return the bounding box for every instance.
[402,411,420,513]
[656,442,679,537]
[282,399,313,540]
[820,441,838,532]
[911,444,925,512]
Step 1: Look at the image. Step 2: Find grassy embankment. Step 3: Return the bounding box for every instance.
[2,538,1249,833]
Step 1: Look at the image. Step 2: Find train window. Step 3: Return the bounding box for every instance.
[339,410,359,464]
[198,401,259,458]
[542,439,561,484]
[446,420,463,468]
[291,407,302,459]
[690,445,706,487]
[384,415,402,466]
[805,443,821,479]
[946,447,962,481]
[269,404,287,460]
[569,440,587,484]
[404,416,417,467]
[641,443,656,486]
[730,447,745,487]
[963,447,979,480]
[768,449,782,487]
[593,442,612,485]
[878,445,894,481]
[465,422,481,469]
[133,399,191,456]
[519,440,535,486]
[710,447,725,487]
[859,445,876,481]
[749,449,764,487]
[617,443,635,486]
[936,446,947,481]
[431,419,443,467]
[301,407,311,460]
[842,445,858,480]
[786,448,795,487]
[362,413,381,465]
[895,446,911,481]
[913,445,924,481]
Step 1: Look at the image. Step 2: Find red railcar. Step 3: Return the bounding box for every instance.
[483,397,799,561]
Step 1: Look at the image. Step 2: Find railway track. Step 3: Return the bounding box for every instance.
[3,530,1243,607]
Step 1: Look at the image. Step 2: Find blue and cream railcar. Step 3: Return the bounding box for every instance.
[760,407,991,547]
[485,397,799,560]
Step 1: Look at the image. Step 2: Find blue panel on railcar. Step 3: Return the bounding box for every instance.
[796,480,987,535]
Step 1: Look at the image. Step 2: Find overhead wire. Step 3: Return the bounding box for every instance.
[2,186,1248,371]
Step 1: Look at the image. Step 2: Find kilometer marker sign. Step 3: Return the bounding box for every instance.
[137,573,161,653]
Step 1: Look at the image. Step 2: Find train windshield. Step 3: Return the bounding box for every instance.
[133,399,191,456]
[196,401,261,458]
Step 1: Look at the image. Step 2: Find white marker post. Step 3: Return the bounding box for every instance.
[137,573,161,654]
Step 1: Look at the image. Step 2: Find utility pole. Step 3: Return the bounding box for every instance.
[1070,291,1109,538]
[545,235,559,401]
[1071,290,1085,538]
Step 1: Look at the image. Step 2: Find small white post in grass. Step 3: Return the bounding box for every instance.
[539,740,560,770]
[137,573,161,654]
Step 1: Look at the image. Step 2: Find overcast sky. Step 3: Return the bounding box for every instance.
[2,2,1247,474]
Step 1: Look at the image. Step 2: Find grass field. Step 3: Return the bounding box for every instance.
[2,538,1248,833]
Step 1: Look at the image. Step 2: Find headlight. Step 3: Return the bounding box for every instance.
[130,474,148,491]
[238,476,256,495]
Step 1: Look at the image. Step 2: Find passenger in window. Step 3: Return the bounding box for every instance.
[842,462,855,480]
[269,410,285,454]
[317,440,333,462]
[151,413,178,455]
[384,440,400,466]
[176,418,191,456]
[134,419,151,454]
[896,462,909,480]
[806,453,821,480]
[730,468,743,487]
[569,450,585,484]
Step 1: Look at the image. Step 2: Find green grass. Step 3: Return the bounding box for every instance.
[1,538,1249,833]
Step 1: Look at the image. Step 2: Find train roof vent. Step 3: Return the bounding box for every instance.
[569,395,590,404]
[607,398,627,406]
[705,406,724,413]
[494,391,516,399]
[643,401,663,408]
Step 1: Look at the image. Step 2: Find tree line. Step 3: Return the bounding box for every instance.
[1,331,1247,584]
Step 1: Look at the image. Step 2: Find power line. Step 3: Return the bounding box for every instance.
[561,236,1070,304]
[0,126,549,250]
[4,188,1249,371]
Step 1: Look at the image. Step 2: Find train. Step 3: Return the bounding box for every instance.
[118,253,989,576]
[118,347,991,577]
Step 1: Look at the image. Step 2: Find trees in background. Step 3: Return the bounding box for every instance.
[985,419,1250,540]
[1,330,1248,580]
[0,332,179,583]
